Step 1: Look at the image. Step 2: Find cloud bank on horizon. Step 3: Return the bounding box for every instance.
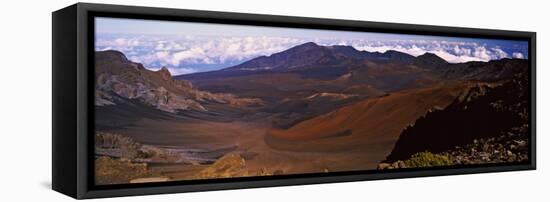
[95,17,529,76]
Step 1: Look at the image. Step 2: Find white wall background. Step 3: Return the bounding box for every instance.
[0,0,547,201]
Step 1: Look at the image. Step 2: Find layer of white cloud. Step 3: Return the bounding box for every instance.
[513,52,525,59]
[97,35,308,74]
[349,40,518,63]
[96,34,528,74]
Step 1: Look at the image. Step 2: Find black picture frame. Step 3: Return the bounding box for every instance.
[52,3,536,199]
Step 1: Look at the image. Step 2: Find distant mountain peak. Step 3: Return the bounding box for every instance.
[296,42,320,48]
[381,50,416,61]
[415,52,448,67]
[192,42,422,79]
[418,52,445,61]
[283,42,323,53]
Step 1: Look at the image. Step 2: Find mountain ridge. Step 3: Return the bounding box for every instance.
[176,42,527,83]
[95,50,263,113]
[223,42,418,72]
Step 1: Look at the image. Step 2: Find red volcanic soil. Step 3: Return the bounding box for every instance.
[188,72,363,102]
[98,80,479,179]
[266,82,474,159]
[115,82,477,178]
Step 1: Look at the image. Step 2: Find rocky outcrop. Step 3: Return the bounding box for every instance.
[443,126,529,165]
[193,153,284,179]
[384,71,529,164]
[158,66,172,81]
[379,125,529,169]
[194,153,248,179]
[95,132,190,164]
[95,156,165,185]
[414,52,448,69]
[95,50,263,113]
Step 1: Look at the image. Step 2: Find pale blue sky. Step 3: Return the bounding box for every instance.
[95,17,529,75]
[96,17,527,44]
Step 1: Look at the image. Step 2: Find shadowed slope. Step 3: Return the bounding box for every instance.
[385,72,529,162]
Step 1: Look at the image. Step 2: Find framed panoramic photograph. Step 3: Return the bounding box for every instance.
[52,3,536,199]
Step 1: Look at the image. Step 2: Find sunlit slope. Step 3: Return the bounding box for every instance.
[266,82,473,153]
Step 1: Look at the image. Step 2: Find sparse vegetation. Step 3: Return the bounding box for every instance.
[377,151,451,170]
[378,127,529,170]
[403,151,452,167]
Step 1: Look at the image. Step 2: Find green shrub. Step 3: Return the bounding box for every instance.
[404,151,452,168]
